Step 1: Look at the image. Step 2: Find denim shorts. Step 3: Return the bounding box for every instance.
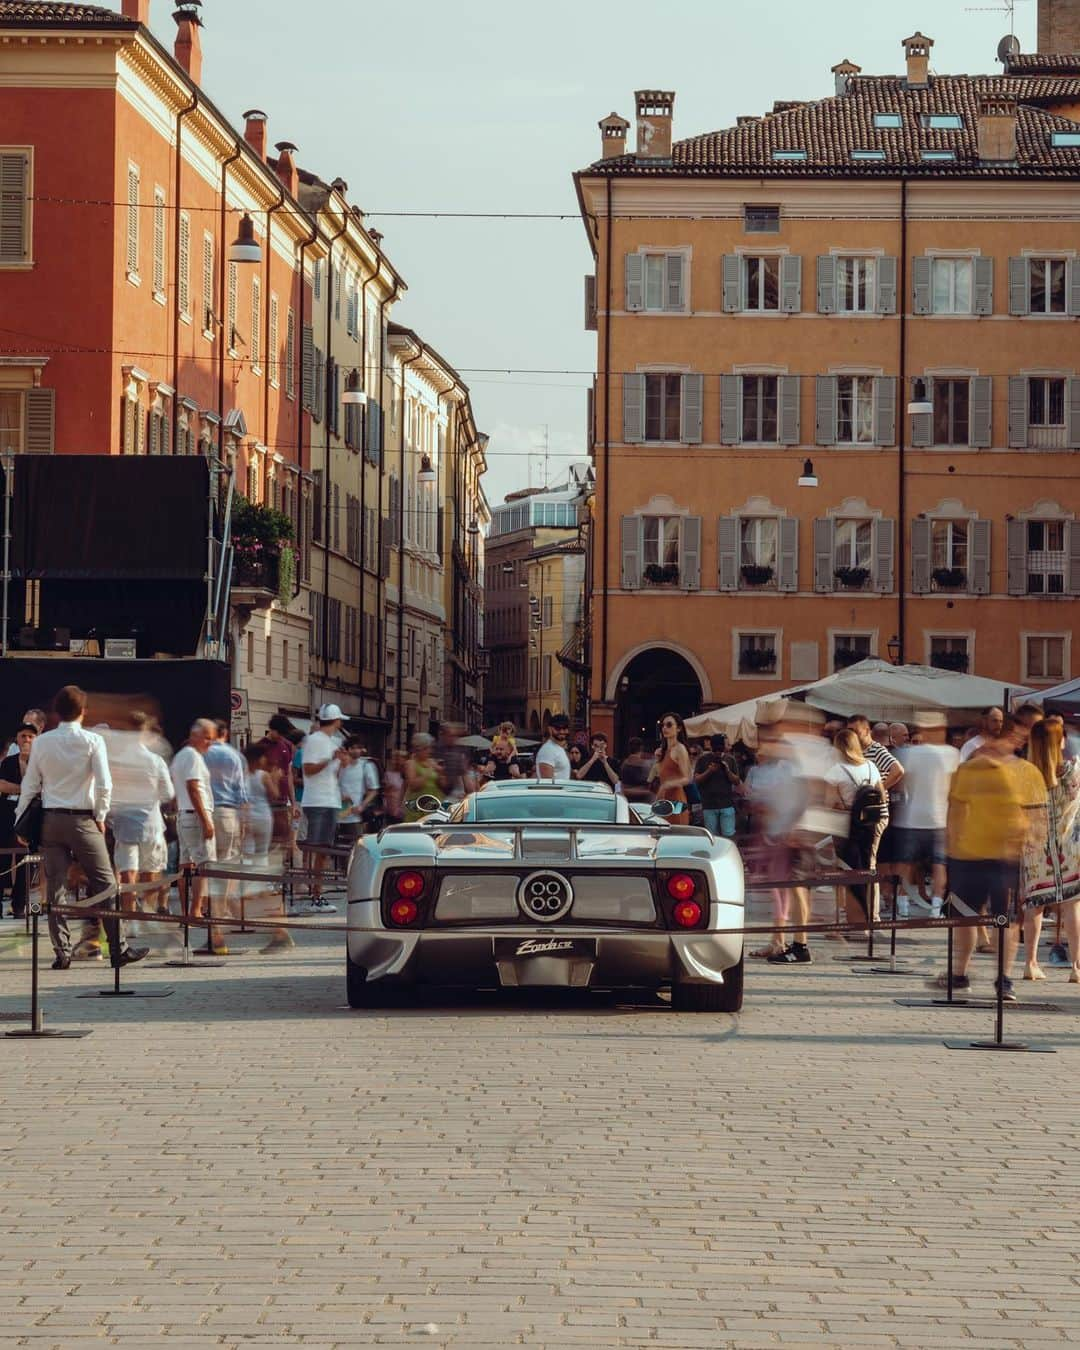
[892,826,947,868]
[303,806,338,847]
[947,858,1020,919]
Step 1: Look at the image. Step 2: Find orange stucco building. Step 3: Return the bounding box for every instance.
[576,8,1080,745]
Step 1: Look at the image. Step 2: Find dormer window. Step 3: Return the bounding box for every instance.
[772,149,807,161]
[874,113,902,129]
[924,114,963,130]
[852,149,886,161]
[922,149,957,161]
[1051,131,1080,147]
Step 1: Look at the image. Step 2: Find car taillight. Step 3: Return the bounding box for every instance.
[666,873,696,902]
[672,899,702,928]
[388,897,420,926]
[395,870,426,900]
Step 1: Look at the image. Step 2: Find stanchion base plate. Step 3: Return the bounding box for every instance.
[833,955,881,963]
[851,966,922,977]
[944,1039,1055,1053]
[159,959,225,968]
[5,1028,92,1038]
[77,989,175,999]
[896,997,1063,1011]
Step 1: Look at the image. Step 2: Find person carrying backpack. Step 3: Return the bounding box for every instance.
[825,728,887,928]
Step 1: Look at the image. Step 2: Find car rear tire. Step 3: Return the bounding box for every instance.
[347,952,414,1008]
[671,956,743,1013]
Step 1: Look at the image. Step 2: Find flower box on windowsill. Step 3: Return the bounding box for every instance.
[740,564,774,587]
[932,566,966,590]
[834,566,871,590]
[931,650,969,673]
[643,563,680,586]
[740,648,778,674]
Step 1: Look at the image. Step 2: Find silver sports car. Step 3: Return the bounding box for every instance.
[345,780,744,1011]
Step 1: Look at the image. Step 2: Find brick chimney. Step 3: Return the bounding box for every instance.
[173,2,203,85]
[121,0,151,20]
[977,97,1018,161]
[273,141,298,196]
[902,31,934,88]
[831,58,862,97]
[598,111,630,160]
[1039,0,1080,51]
[243,109,268,160]
[635,90,675,160]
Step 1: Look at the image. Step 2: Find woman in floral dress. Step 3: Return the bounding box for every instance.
[1022,717,1080,982]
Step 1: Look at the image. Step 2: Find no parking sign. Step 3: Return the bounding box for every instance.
[231,688,250,738]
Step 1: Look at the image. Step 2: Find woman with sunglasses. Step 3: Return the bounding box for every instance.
[654,712,692,815]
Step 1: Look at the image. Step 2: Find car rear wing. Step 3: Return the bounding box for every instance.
[379,820,712,861]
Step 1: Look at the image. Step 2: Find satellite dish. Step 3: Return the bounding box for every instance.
[997,33,1021,65]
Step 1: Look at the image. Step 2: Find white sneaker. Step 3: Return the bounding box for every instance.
[896,897,910,919]
[304,898,337,915]
[930,900,943,919]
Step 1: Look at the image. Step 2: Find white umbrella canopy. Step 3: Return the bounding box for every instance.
[802,659,1018,722]
[1015,675,1080,712]
[684,690,798,749]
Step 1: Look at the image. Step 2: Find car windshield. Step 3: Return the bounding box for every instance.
[471,794,618,824]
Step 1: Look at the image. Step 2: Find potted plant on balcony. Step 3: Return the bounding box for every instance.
[740,563,774,587]
[932,566,966,590]
[834,565,871,589]
[643,562,679,585]
[741,647,777,673]
[931,649,969,673]
[231,497,295,605]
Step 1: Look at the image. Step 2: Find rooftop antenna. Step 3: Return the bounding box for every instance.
[966,0,1032,38]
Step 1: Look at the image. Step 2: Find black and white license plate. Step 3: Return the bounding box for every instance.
[493,936,596,962]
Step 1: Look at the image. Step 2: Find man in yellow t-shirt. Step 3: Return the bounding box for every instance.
[929,717,1040,997]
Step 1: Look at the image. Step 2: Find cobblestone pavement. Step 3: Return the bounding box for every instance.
[0,893,1078,1349]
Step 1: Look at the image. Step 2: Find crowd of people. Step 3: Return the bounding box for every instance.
[3,689,1078,1000]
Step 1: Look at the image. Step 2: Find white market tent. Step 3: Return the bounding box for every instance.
[1014,675,1080,714]
[683,690,799,748]
[801,659,1020,723]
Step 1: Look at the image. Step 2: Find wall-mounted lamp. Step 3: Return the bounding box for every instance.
[418,454,436,483]
[907,378,932,416]
[887,634,902,664]
[227,213,262,265]
[797,457,818,488]
[342,369,367,405]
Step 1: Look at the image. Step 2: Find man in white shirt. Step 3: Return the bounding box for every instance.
[171,719,218,951]
[339,736,380,845]
[16,685,148,971]
[959,706,1004,763]
[893,713,961,918]
[103,713,174,927]
[535,714,573,781]
[301,704,346,912]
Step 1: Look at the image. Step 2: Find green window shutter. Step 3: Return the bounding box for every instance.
[665,253,685,311]
[720,374,741,445]
[1006,518,1027,594]
[816,255,837,313]
[777,517,799,592]
[973,256,994,315]
[722,255,742,312]
[874,376,897,446]
[1008,257,1028,315]
[622,373,644,443]
[872,517,895,593]
[625,253,644,311]
[780,254,802,313]
[912,256,932,314]
[813,518,835,592]
[910,516,932,593]
[717,516,739,592]
[778,375,800,445]
[815,375,837,445]
[680,515,702,590]
[970,376,992,448]
[969,519,991,595]
[680,373,702,443]
[876,256,898,314]
[1008,376,1028,448]
[620,516,641,590]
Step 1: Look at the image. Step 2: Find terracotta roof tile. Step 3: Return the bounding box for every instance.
[1006,52,1080,75]
[588,73,1080,177]
[0,2,135,24]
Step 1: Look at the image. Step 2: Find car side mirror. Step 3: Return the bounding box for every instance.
[651,799,674,818]
[414,794,446,815]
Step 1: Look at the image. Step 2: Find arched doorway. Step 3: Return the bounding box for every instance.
[614,647,703,751]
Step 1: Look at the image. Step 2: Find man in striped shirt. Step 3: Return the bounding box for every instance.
[847,716,905,918]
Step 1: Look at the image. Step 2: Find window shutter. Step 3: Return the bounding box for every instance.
[620,515,641,590]
[625,253,644,311]
[0,151,28,262]
[910,516,932,593]
[876,256,898,314]
[251,276,261,371]
[815,375,837,444]
[974,256,994,315]
[1069,520,1080,596]
[1069,259,1080,317]
[872,517,895,593]
[285,309,296,398]
[778,375,800,445]
[227,263,238,348]
[160,407,171,457]
[147,410,159,457]
[301,325,314,410]
[970,376,992,448]
[665,253,684,311]
[622,372,644,443]
[813,518,835,592]
[780,254,802,313]
[722,255,742,312]
[1068,378,1080,449]
[969,518,991,595]
[178,214,190,316]
[313,347,324,422]
[268,295,279,385]
[912,256,932,314]
[910,376,933,447]
[680,373,703,443]
[680,515,702,590]
[874,376,896,446]
[584,273,597,330]
[366,396,382,460]
[717,516,739,592]
[720,374,741,445]
[586,384,595,449]
[24,387,54,454]
[1008,375,1028,448]
[1008,257,1028,315]
[778,517,799,592]
[1007,518,1027,594]
[126,165,139,275]
[816,255,837,313]
[153,189,165,294]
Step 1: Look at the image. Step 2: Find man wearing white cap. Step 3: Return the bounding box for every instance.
[300,704,346,913]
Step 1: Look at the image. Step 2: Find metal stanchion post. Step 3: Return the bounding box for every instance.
[5,902,91,1039]
[80,883,173,999]
[162,864,223,969]
[946,913,1055,1053]
[854,876,921,977]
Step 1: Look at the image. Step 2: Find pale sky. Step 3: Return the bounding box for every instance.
[150,0,1040,503]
